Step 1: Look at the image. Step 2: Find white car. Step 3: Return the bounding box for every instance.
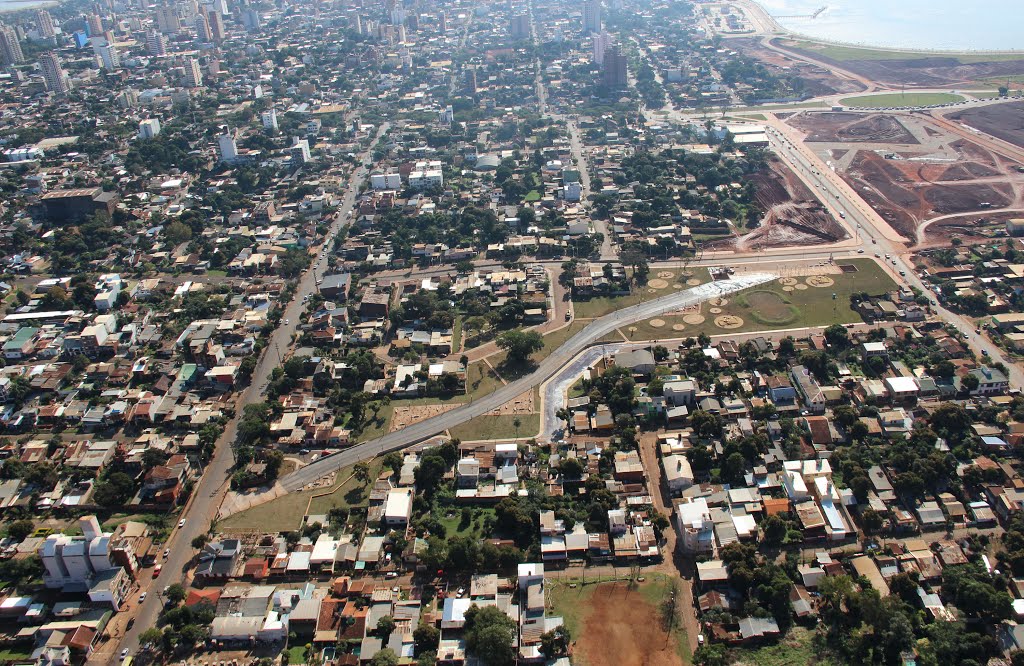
[121,649,130,658]
[178,519,186,528]
[139,592,147,602]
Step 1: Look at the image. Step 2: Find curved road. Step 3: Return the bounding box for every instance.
[280,273,777,491]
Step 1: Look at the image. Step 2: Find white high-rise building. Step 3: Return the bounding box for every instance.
[582,0,602,34]
[146,29,167,56]
[39,51,69,94]
[139,118,161,139]
[0,23,24,65]
[183,56,203,87]
[218,132,238,162]
[592,31,612,65]
[155,4,180,33]
[35,9,55,38]
[261,108,278,131]
[96,43,120,70]
[291,138,311,164]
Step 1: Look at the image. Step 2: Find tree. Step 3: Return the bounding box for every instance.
[191,534,209,549]
[464,605,517,666]
[93,472,135,508]
[693,644,728,666]
[354,461,371,484]
[6,520,33,541]
[369,648,399,666]
[413,623,440,656]
[165,583,187,604]
[377,616,396,639]
[495,329,544,363]
[540,626,569,659]
[139,627,163,648]
[414,454,448,495]
[823,323,849,347]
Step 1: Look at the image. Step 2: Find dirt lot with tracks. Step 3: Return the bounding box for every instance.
[948,101,1024,149]
[785,111,1024,241]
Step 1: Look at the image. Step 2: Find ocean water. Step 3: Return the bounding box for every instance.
[755,0,1024,51]
[0,0,56,12]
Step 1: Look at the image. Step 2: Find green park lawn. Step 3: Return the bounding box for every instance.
[573,267,710,319]
[449,413,539,442]
[620,258,895,342]
[839,92,964,107]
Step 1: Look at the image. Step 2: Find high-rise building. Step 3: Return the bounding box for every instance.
[35,9,55,38]
[261,108,278,131]
[509,14,530,39]
[601,44,627,88]
[194,13,212,41]
[437,10,446,33]
[155,4,179,33]
[218,132,238,162]
[183,56,203,88]
[582,0,602,34]
[86,14,104,36]
[291,138,311,164]
[206,8,225,41]
[39,51,70,94]
[118,87,138,108]
[96,43,120,70]
[138,118,161,139]
[592,31,612,65]
[145,29,167,56]
[0,24,24,65]
[241,8,260,31]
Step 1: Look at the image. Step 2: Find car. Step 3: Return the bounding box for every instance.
[697,634,705,646]
[139,592,147,602]
[385,571,399,579]
[284,319,289,325]
[163,548,170,558]
[565,311,571,321]
[899,270,906,276]
[884,254,890,259]
[874,252,881,258]
[456,587,465,598]
[178,518,186,528]
[153,565,162,576]
[982,350,989,356]
[121,649,130,658]
[857,249,865,254]
[976,328,982,334]
[891,259,897,266]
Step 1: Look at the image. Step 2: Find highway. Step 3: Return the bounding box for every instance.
[279,273,777,491]
[110,122,390,663]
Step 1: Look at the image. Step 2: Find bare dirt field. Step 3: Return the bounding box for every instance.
[786,112,1024,241]
[486,389,534,416]
[732,38,865,96]
[920,211,1024,246]
[776,40,1024,87]
[948,101,1024,149]
[559,582,683,666]
[729,157,847,251]
[389,404,458,432]
[789,112,919,144]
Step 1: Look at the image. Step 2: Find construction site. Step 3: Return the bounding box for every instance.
[783,110,1024,242]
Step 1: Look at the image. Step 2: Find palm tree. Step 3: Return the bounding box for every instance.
[513,417,522,441]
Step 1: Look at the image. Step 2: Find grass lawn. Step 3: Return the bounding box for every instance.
[786,39,1024,63]
[206,269,228,277]
[0,649,32,661]
[286,645,308,664]
[450,413,539,441]
[620,258,895,341]
[840,92,964,107]
[353,400,395,443]
[437,506,495,539]
[732,627,837,666]
[525,190,541,202]
[573,267,710,319]
[220,460,381,533]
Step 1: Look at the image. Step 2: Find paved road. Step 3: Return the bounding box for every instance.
[279,273,777,491]
[110,123,390,663]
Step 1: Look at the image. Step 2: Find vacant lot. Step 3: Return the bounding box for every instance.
[572,268,710,319]
[839,92,963,107]
[449,413,539,442]
[948,100,1024,148]
[220,460,381,533]
[549,578,690,666]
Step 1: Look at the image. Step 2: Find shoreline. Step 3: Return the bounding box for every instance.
[731,0,1024,57]
[0,0,61,14]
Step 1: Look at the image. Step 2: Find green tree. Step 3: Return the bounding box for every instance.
[495,329,544,363]
[165,583,187,604]
[464,605,517,666]
[413,623,440,656]
[369,648,399,666]
[377,616,396,639]
[6,519,33,541]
